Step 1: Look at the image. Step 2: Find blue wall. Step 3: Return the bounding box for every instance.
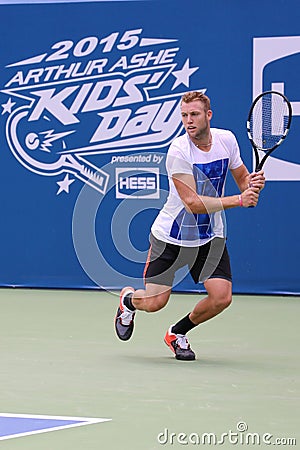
[0,0,299,294]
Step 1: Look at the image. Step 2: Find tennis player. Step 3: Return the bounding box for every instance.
[115,91,265,361]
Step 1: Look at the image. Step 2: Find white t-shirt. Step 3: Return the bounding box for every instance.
[151,128,243,247]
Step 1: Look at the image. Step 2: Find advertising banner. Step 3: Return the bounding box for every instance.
[0,0,299,294]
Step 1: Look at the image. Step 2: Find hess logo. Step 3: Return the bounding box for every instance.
[115,168,159,199]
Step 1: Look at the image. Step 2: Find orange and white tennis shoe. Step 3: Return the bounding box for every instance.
[164,325,196,361]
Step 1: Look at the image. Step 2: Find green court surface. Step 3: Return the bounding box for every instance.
[0,288,299,449]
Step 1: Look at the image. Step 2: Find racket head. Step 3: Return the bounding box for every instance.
[247,90,292,170]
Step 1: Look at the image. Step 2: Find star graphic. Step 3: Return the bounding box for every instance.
[171,59,199,90]
[56,173,75,195]
[1,97,16,115]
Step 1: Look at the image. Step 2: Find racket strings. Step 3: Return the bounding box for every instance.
[250,93,289,151]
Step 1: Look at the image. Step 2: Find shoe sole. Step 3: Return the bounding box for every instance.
[175,353,196,361]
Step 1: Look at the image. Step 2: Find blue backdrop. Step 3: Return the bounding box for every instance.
[0,0,299,294]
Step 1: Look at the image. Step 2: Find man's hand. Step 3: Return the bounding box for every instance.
[249,170,265,191]
[241,187,260,207]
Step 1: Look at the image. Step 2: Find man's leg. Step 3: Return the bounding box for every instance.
[172,278,232,335]
[165,278,232,360]
[115,232,181,341]
[189,277,232,325]
[115,283,172,341]
[131,283,172,312]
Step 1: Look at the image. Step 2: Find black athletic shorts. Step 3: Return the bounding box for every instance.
[143,234,232,286]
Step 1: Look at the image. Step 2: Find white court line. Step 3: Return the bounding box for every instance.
[0,413,111,441]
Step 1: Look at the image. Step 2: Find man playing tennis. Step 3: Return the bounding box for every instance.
[115,91,265,361]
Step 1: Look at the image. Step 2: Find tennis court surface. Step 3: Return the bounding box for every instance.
[0,288,299,449]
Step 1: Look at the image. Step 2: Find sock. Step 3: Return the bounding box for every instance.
[172,313,197,335]
[123,293,136,311]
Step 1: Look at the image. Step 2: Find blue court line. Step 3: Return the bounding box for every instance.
[0,413,111,441]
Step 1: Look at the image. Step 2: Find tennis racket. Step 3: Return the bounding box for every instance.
[247,90,292,172]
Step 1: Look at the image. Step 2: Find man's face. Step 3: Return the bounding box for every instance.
[181,100,212,139]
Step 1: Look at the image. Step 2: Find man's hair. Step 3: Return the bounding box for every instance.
[181,91,211,112]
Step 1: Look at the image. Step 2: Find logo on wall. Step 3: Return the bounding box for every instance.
[1,29,203,195]
[253,35,300,180]
[115,167,159,199]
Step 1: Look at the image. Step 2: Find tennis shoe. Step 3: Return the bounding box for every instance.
[115,286,135,341]
[164,325,196,361]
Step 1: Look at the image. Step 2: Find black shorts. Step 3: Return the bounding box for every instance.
[143,234,232,286]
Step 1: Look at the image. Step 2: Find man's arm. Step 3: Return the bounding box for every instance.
[172,172,259,214]
[231,164,265,192]
[230,164,250,192]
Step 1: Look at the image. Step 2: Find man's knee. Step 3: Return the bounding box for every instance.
[206,278,232,312]
[215,292,232,311]
[144,294,169,312]
[142,284,171,312]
